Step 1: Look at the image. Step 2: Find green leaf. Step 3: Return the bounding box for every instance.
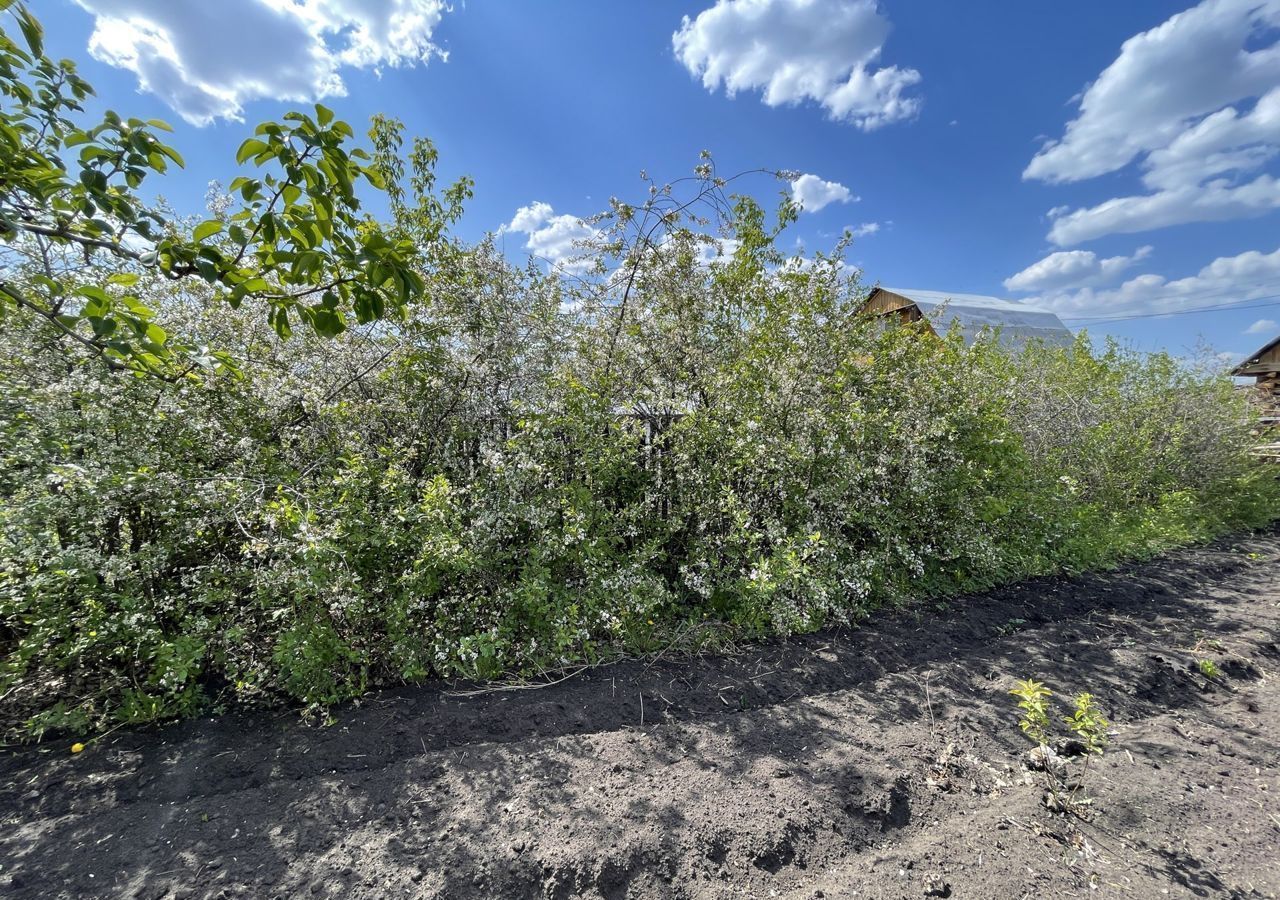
[158,144,185,168]
[269,306,292,340]
[79,146,113,165]
[17,7,43,57]
[309,306,345,338]
[315,104,334,127]
[194,258,219,283]
[88,316,116,338]
[192,220,224,242]
[236,138,270,165]
[76,285,112,304]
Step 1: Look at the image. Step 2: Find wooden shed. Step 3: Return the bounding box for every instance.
[859,287,1074,350]
[1233,334,1280,383]
[1232,334,1280,424]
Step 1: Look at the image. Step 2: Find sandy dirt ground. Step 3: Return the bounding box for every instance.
[3,531,1279,899]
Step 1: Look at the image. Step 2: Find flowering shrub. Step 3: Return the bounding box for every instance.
[2,189,1275,740]
[0,8,1274,737]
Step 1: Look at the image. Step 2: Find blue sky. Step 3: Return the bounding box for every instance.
[37,0,1280,362]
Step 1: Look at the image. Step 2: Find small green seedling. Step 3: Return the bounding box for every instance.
[1190,631,1224,653]
[1063,692,1108,810]
[1198,658,1220,680]
[1064,692,1108,755]
[996,617,1028,637]
[1011,678,1052,744]
[1011,677,1111,817]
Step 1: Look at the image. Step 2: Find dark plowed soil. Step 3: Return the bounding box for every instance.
[3,533,1280,899]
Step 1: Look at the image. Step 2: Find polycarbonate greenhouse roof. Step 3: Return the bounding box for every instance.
[878,287,1075,349]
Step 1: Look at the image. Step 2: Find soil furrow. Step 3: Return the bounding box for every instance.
[2,532,1278,899]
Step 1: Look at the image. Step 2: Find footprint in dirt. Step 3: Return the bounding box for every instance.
[860,775,912,832]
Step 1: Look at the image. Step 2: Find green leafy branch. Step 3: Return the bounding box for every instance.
[0,3,462,377]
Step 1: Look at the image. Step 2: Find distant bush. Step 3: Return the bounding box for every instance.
[1,6,1275,740]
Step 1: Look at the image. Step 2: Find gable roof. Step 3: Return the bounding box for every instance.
[866,287,1074,349]
[1232,333,1280,376]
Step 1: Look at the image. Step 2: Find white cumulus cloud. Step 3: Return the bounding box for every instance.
[790,173,856,212]
[672,0,921,130]
[1003,246,1152,293]
[1018,244,1280,319]
[73,0,449,126]
[1025,0,1280,245]
[1046,174,1280,246]
[500,202,600,275]
[1246,317,1278,334]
